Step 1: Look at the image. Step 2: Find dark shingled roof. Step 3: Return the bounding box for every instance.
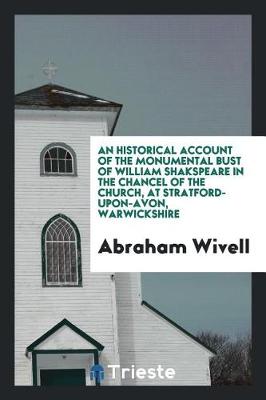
[15,84,122,110]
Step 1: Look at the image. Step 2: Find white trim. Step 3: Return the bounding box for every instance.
[110,275,121,385]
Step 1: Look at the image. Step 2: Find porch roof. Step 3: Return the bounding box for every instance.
[26,318,104,353]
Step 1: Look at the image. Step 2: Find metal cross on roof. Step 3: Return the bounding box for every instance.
[42,58,58,82]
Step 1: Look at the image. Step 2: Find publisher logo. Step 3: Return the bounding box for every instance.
[90,364,104,382]
[108,364,176,380]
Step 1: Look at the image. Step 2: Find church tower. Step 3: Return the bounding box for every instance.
[15,78,214,386]
[15,82,123,385]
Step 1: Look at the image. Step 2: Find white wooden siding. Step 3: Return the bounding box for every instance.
[115,273,212,385]
[15,110,120,385]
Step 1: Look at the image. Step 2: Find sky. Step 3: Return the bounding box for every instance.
[15,15,251,337]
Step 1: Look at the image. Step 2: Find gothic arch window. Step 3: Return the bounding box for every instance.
[42,214,82,286]
[40,143,77,175]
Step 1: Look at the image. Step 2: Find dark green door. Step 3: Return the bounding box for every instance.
[40,369,86,386]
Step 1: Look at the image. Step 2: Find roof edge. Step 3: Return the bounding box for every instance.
[26,318,104,353]
[15,105,122,112]
[109,104,123,136]
[15,83,123,108]
[141,300,216,356]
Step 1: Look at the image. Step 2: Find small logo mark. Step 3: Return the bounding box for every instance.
[90,364,104,382]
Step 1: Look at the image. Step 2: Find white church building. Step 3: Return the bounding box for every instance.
[15,80,215,386]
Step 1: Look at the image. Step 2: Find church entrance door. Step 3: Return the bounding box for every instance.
[40,369,86,386]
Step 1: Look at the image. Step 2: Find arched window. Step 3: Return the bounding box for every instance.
[42,214,82,286]
[40,143,77,175]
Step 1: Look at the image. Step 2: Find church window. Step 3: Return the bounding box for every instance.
[40,143,77,175]
[42,214,82,286]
